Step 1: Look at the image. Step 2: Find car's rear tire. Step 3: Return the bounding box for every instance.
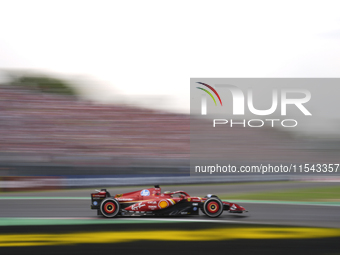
[100,198,120,218]
[202,198,224,218]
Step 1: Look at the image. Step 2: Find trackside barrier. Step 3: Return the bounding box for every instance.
[62,175,291,188]
[1,175,339,190]
[0,176,62,191]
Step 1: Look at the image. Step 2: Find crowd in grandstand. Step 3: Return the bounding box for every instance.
[0,85,337,166]
[0,86,189,165]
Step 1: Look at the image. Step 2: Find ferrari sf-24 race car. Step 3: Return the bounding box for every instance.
[91,185,248,218]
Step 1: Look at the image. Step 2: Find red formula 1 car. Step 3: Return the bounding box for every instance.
[90,185,247,218]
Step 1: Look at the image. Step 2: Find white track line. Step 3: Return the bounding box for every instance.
[0,216,272,226]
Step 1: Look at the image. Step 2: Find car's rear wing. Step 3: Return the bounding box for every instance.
[91,189,110,209]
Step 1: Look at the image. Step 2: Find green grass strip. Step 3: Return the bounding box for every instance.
[220,185,340,202]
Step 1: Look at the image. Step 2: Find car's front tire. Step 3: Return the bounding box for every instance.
[202,198,224,218]
[100,198,120,218]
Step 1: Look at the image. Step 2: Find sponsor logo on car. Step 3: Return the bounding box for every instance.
[117,198,133,201]
[141,189,150,196]
[131,203,146,210]
[147,200,157,204]
[158,200,169,209]
[230,204,237,210]
[92,194,106,197]
[191,198,201,202]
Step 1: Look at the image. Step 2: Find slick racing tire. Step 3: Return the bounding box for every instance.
[100,198,120,218]
[202,198,224,218]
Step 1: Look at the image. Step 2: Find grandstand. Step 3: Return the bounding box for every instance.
[0,85,338,169]
[0,86,189,166]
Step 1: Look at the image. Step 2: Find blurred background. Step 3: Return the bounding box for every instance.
[0,0,340,254]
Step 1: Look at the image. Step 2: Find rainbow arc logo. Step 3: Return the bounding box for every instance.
[196,82,222,106]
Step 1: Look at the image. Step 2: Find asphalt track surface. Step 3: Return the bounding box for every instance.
[1,182,340,228]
